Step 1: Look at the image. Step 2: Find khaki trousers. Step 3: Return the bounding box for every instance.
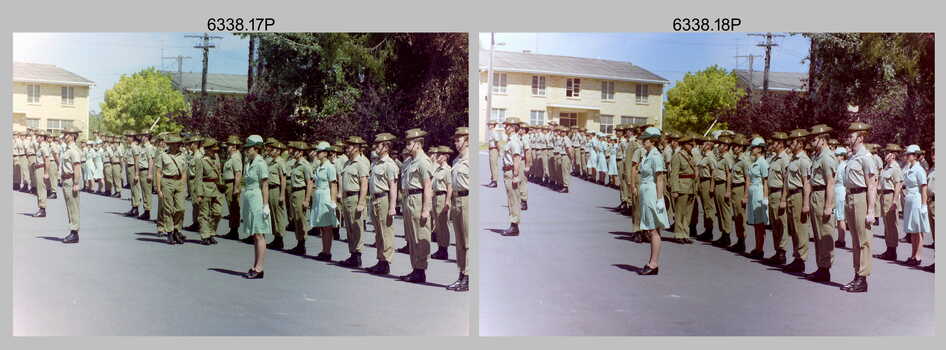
[715,182,733,234]
[618,160,627,203]
[13,156,21,188]
[112,164,123,194]
[268,186,288,238]
[809,189,836,269]
[104,164,113,193]
[488,148,500,182]
[674,193,696,239]
[63,177,79,231]
[560,154,572,188]
[540,150,550,180]
[451,194,469,274]
[139,169,152,211]
[225,181,240,231]
[28,156,37,189]
[160,178,186,232]
[768,190,789,252]
[732,184,746,238]
[49,162,59,191]
[198,191,223,239]
[880,192,901,248]
[33,165,47,209]
[289,188,308,242]
[503,169,521,224]
[127,166,140,208]
[404,193,431,270]
[371,194,395,262]
[699,179,717,226]
[434,193,451,249]
[341,193,365,254]
[845,191,872,277]
[785,191,811,260]
[519,165,529,202]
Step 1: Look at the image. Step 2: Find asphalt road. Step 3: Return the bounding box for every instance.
[12,185,470,336]
[477,152,935,336]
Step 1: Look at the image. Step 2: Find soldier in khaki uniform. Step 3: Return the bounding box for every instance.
[669,135,698,243]
[124,131,141,217]
[264,140,289,249]
[183,137,203,229]
[156,135,188,245]
[153,134,169,234]
[431,146,453,260]
[193,138,223,245]
[333,140,350,241]
[338,136,370,268]
[500,118,523,236]
[711,133,736,248]
[841,122,878,293]
[695,136,718,241]
[764,131,792,265]
[782,129,813,273]
[58,128,83,244]
[874,144,904,261]
[517,123,529,207]
[447,127,471,291]
[486,121,501,188]
[806,125,838,281]
[221,136,244,240]
[284,141,313,255]
[102,136,114,197]
[134,131,155,220]
[31,130,50,218]
[558,126,574,193]
[399,128,434,283]
[729,135,751,253]
[365,133,399,275]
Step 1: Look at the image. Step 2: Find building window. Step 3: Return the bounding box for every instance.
[600,114,614,134]
[27,85,40,104]
[559,112,578,127]
[529,110,545,125]
[26,118,40,129]
[636,84,649,104]
[490,108,506,123]
[47,119,73,131]
[531,76,546,96]
[492,72,507,94]
[621,115,648,125]
[566,78,581,97]
[601,81,615,101]
[61,86,75,105]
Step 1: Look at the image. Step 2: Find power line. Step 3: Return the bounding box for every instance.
[184,33,222,111]
[748,32,786,95]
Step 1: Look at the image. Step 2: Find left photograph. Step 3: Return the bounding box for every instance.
[11,32,471,336]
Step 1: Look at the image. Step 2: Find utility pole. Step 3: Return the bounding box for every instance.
[185,33,222,109]
[486,33,495,129]
[161,55,192,92]
[748,32,785,95]
[734,54,762,94]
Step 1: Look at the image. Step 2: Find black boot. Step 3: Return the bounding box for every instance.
[841,276,868,293]
[711,234,731,247]
[48,191,58,199]
[638,265,659,275]
[62,230,79,244]
[447,273,469,291]
[174,230,186,245]
[339,253,362,268]
[396,244,410,254]
[501,223,520,236]
[166,231,177,244]
[765,251,787,265]
[366,260,390,275]
[873,248,897,261]
[267,236,284,250]
[835,240,846,249]
[137,211,150,221]
[431,246,449,260]
[126,207,138,217]
[783,259,806,273]
[184,223,199,232]
[521,201,528,211]
[221,230,240,240]
[487,181,497,188]
[287,241,306,255]
[805,268,831,282]
[314,252,332,261]
[400,269,427,283]
[33,208,46,218]
[727,238,746,253]
[747,249,765,259]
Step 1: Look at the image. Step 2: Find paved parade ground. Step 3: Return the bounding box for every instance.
[477,153,935,336]
[12,187,470,335]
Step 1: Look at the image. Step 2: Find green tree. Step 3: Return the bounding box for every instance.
[663,65,745,135]
[100,68,188,134]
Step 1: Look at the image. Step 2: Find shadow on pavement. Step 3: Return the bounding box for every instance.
[795,275,845,288]
[350,269,450,288]
[36,236,64,242]
[136,237,172,245]
[207,267,247,277]
[613,263,642,273]
[134,232,164,237]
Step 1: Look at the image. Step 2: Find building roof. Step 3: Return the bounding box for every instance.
[734,69,807,91]
[160,71,248,95]
[13,62,94,86]
[480,49,669,84]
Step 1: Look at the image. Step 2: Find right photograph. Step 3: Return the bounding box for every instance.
[476,32,935,336]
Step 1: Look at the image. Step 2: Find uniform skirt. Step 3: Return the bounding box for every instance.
[746,182,769,225]
[834,184,846,221]
[903,187,931,233]
[309,188,339,228]
[639,182,669,230]
[596,152,608,173]
[82,161,92,181]
[92,158,104,180]
[587,150,597,171]
[239,187,273,236]
[607,153,618,176]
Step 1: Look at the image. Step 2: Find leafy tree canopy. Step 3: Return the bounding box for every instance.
[663,65,745,135]
[100,68,187,134]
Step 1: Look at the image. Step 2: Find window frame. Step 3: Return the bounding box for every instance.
[599,114,615,134]
[61,86,75,106]
[490,108,506,123]
[636,84,649,104]
[559,112,578,127]
[492,72,507,94]
[529,110,546,126]
[531,75,547,96]
[26,118,41,129]
[27,84,41,104]
[601,81,615,101]
[621,115,648,126]
[566,78,581,98]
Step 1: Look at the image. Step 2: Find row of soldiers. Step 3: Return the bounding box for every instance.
[489,118,935,291]
[12,126,471,290]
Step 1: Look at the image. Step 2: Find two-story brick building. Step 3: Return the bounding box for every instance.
[478,49,669,142]
[12,62,94,136]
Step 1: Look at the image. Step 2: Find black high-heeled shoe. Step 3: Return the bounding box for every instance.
[639,265,659,275]
[244,269,264,279]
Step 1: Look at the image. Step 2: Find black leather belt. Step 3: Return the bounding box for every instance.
[787,188,802,196]
[455,190,469,197]
[700,178,712,182]
[269,183,281,189]
[292,186,306,192]
[714,180,726,185]
[407,189,423,195]
[812,185,827,192]
[223,178,235,183]
[373,192,388,199]
[769,186,784,192]
[163,175,182,180]
[732,183,745,188]
[880,189,894,194]
[344,190,361,197]
[435,190,447,196]
[849,187,867,194]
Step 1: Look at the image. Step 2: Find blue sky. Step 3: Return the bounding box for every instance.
[480,32,811,90]
[13,33,250,113]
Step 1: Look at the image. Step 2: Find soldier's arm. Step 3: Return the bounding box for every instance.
[422,174,433,219]
[358,176,368,209]
[193,159,204,199]
[388,176,397,217]
[234,168,243,194]
[802,166,811,213]
[279,166,287,204]
[305,169,314,209]
[866,171,877,219]
[445,178,453,212]
[155,160,163,196]
[825,161,836,214]
[148,152,154,180]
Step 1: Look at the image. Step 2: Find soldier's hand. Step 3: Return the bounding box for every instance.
[421,210,430,223]
[779,201,786,209]
[357,202,365,213]
[44,174,49,180]
[741,197,747,206]
[72,184,79,194]
[866,209,875,225]
[671,193,678,199]
[824,206,833,217]
[802,204,810,215]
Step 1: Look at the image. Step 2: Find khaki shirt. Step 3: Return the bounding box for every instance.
[433,163,452,192]
[786,151,812,191]
[732,152,749,185]
[125,144,138,165]
[698,150,717,178]
[370,155,398,195]
[158,152,186,177]
[451,153,470,192]
[266,156,287,187]
[137,143,154,169]
[289,158,312,189]
[880,161,903,191]
[811,147,838,188]
[62,143,81,176]
[404,151,433,191]
[502,134,522,168]
[844,144,877,189]
[222,151,243,180]
[767,151,792,188]
[670,149,697,194]
[188,149,203,177]
[334,154,349,182]
[194,154,222,197]
[714,151,733,181]
[340,154,369,193]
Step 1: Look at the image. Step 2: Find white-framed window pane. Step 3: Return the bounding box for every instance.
[491,108,506,123]
[61,87,75,105]
[566,78,581,97]
[27,85,40,104]
[636,84,649,104]
[26,119,40,129]
[601,81,614,100]
[600,114,614,134]
[492,72,507,93]
[621,116,648,126]
[532,76,546,96]
[559,112,578,127]
[529,110,545,125]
